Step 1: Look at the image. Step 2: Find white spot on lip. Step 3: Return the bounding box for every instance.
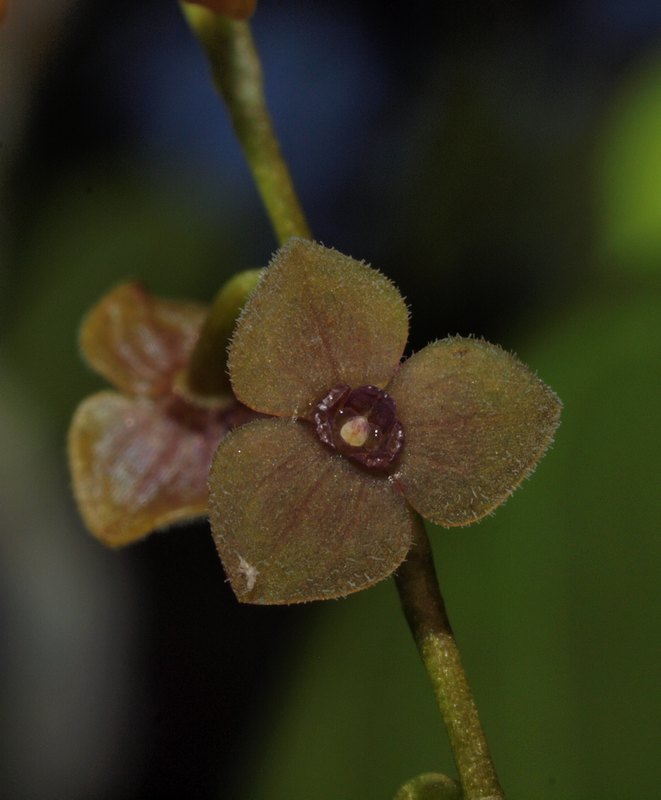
[339,416,370,447]
[237,555,259,592]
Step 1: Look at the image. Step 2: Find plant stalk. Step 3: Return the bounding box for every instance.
[185,8,502,795]
[395,515,505,800]
[181,5,311,244]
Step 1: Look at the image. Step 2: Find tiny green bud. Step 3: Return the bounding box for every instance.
[393,772,462,800]
[186,268,262,398]
[180,0,256,23]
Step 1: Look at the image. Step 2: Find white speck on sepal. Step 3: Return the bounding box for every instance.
[237,555,259,592]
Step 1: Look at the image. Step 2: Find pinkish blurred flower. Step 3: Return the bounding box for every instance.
[69,282,255,546]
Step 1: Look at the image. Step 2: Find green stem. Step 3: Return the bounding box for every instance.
[395,515,505,800]
[181,4,311,244]
[184,9,501,798]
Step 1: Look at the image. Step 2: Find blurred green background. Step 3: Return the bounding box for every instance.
[1,1,660,799]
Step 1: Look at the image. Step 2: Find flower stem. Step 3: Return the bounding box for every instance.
[181,4,312,244]
[184,9,502,797]
[395,514,505,800]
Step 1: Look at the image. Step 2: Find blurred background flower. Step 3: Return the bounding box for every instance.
[1,1,660,799]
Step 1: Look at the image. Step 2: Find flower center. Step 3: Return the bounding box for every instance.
[339,416,370,447]
[313,384,404,470]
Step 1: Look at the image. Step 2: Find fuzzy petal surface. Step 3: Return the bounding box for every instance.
[69,391,231,546]
[388,337,561,526]
[228,239,409,417]
[80,283,207,397]
[208,418,414,604]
